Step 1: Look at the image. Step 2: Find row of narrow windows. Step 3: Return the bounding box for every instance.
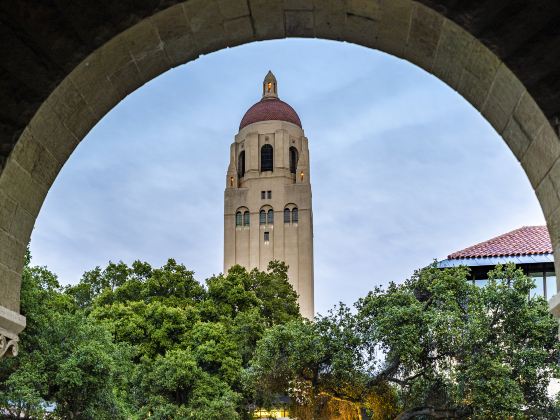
[235,211,250,227]
[235,208,299,226]
[237,146,299,177]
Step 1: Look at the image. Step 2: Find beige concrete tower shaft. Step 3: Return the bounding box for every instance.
[224,73,314,319]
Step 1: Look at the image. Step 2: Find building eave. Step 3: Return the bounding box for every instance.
[438,253,555,268]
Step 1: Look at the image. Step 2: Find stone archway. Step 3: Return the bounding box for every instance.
[2,0,560,353]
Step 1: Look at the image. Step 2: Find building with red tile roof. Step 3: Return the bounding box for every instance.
[448,226,552,259]
[439,226,556,300]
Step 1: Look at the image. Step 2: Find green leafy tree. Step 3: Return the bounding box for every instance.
[12,251,555,419]
[135,349,240,419]
[3,255,301,419]
[203,262,299,324]
[250,309,399,419]
[0,252,130,419]
[253,263,560,419]
[74,259,300,418]
[357,263,560,418]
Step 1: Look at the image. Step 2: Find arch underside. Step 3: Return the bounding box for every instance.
[1,0,560,348]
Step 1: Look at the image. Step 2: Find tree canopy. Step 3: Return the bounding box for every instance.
[1,255,300,419]
[1,255,559,419]
[251,264,560,419]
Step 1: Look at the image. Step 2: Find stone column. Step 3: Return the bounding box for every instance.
[0,306,26,358]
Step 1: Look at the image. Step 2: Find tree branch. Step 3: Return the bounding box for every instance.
[367,357,401,388]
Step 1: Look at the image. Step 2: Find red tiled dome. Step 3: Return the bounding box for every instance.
[239,98,302,130]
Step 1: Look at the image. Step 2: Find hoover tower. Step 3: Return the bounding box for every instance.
[224,71,314,318]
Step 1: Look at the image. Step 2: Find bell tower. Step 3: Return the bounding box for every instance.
[262,70,278,99]
[224,72,314,319]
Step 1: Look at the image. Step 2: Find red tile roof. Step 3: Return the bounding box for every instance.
[240,98,302,129]
[448,226,552,259]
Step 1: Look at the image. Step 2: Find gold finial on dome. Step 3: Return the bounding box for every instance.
[262,70,278,99]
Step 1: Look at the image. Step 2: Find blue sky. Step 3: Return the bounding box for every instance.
[29,39,545,315]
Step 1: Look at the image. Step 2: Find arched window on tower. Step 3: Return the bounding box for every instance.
[284,208,290,223]
[267,209,274,225]
[289,146,298,174]
[236,211,242,226]
[238,151,245,178]
[261,144,273,172]
[243,211,250,226]
[259,210,266,225]
[292,208,298,223]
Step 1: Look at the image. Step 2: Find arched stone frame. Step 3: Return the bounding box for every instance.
[235,206,250,228]
[259,205,274,226]
[284,203,298,224]
[1,0,560,352]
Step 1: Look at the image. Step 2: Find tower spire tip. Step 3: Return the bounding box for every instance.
[262,71,278,99]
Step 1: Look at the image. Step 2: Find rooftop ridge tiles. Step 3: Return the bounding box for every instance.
[447,225,552,259]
